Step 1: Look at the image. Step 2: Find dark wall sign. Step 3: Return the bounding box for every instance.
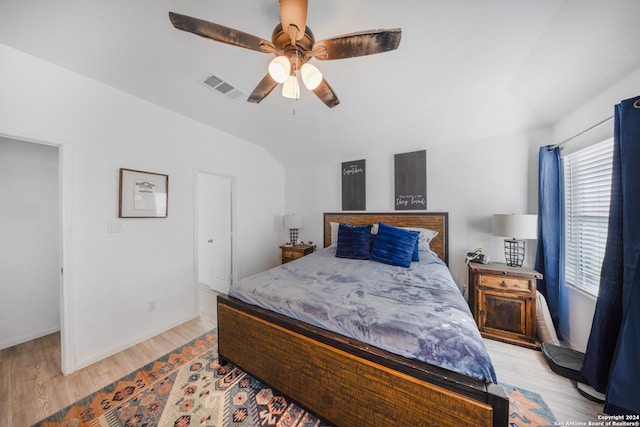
[342,159,366,210]
[395,150,426,210]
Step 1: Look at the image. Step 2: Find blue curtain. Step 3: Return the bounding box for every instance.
[535,146,562,331]
[581,95,640,415]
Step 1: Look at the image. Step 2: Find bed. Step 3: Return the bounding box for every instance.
[217,212,509,427]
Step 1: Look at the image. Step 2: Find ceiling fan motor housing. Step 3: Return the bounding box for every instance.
[272,23,315,71]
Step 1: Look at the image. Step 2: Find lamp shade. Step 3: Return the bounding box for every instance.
[492,214,537,239]
[301,63,323,90]
[284,214,303,230]
[268,56,291,83]
[282,75,300,99]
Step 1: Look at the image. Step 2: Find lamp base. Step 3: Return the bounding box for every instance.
[289,228,299,245]
[504,239,525,267]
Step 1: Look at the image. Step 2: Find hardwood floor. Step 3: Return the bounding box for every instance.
[1,284,604,426]
[0,285,218,427]
[484,338,604,423]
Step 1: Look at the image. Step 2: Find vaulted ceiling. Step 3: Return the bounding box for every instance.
[1,0,639,166]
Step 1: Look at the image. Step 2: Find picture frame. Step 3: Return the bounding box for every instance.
[394,150,427,210]
[119,168,168,218]
[341,159,366,211]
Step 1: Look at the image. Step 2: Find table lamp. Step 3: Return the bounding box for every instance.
[491,214,538,267]
[284,214,303,245]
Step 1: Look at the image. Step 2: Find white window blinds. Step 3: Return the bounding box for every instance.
[563,138,614,297]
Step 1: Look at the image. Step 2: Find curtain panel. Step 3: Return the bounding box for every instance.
[581,95,640,415]
[535,146,562,332]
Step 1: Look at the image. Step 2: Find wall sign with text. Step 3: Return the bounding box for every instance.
[394,150,426,210]
[342,159,366,211]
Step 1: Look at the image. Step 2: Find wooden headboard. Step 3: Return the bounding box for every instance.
[323,212,449,265]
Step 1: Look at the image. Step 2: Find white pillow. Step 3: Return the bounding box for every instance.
[330,221,340,245]
[402,227,438,252]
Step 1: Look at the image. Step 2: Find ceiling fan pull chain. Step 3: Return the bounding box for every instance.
[293,50,298,117]
[293,50,298,115]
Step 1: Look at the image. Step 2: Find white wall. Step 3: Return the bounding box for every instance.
[0,137,60,349]
[551,65,640,351]
[285,129,547,291]
[0,43,285,371]
[285,64,640,353]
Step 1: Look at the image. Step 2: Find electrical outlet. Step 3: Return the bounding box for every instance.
[147,300,157,312]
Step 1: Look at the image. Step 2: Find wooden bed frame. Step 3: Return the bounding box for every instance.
[217,212,508,427]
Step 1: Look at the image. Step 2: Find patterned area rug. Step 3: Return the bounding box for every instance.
[33,329,556,427]
[502,383,557,427]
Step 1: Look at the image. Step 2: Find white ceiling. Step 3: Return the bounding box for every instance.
[1,0,639,166]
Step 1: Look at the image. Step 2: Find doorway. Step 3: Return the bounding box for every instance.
[196,172,233,297]
[0,130,72,373]
[0,136,61,351]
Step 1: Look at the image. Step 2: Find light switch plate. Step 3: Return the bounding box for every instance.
[108,221,124,233]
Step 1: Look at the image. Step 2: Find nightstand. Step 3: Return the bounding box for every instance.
[280,244,315,264]
[468,262,543,350]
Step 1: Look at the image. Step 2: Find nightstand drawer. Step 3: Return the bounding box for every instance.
[477,274,532,292]
[280,244,315,264]
[282,249,303,259]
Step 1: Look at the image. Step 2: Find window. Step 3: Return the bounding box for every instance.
[563,138,614,297]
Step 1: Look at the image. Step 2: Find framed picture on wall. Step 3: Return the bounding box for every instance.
[394,150,427,210]
[342,159,366,210]
[119,168,169,218]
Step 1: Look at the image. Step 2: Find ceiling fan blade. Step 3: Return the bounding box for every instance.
[312,78,340,108]
[312,29,401,60]
[247,74,279,104]
[279,0,308,41]
[169,12,275,53]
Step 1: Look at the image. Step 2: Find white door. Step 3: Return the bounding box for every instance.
[197,173,232,294]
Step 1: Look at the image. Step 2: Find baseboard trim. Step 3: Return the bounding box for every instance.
[70,312,198,373]
[0,326,61,350]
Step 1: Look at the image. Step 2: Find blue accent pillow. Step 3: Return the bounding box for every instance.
[370,222,420,268]
[370,233,422,260]
[370,233,378,252]
[371,227,419,261]
[412,239,420,262]
[335,224,373,259]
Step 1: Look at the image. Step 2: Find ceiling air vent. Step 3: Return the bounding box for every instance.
[202,73,245,101]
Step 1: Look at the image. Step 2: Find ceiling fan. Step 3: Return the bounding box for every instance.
[169,0,401,108]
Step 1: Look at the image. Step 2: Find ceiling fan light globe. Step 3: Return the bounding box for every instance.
[282,75,300,99]
[268,56,291,84]
[301,63,323,90]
